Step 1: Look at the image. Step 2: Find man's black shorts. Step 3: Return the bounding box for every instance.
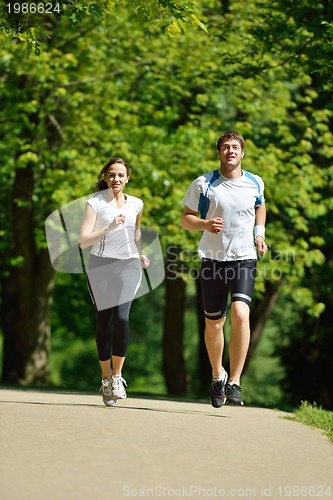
[200,259,257,320]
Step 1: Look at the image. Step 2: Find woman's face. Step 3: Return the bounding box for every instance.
[104,163,129,193]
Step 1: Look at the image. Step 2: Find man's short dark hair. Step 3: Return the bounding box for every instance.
[217,131,245,151]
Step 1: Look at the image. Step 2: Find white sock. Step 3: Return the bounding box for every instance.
[213,370,227,382]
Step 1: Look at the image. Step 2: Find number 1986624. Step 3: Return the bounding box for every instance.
[6,3,61,14]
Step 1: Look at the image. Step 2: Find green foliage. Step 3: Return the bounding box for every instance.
[241,325,285,408]
[0,0,207,55]
[1,0,332,400]
[51,338,99,389]
[285,401,333,442]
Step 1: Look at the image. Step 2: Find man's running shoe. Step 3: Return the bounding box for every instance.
[100,378,116,407]
[226,383,244,406]
[111,375,127,399]
[210,371,228,408]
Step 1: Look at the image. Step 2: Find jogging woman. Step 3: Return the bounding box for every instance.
[79,157,149,406]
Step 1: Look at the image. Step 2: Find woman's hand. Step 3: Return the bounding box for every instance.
[108,214,125,231]
[140,255,150,268]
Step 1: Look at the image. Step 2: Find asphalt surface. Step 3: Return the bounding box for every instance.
[1,388,332,500]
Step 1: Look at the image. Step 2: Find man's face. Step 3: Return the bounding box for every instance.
[218,139,244,169]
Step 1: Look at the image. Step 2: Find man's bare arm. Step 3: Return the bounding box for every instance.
[181,206,224,234]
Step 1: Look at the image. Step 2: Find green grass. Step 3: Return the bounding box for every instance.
[285,401,333,443]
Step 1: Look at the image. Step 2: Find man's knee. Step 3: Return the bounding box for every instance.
[205,316,226,334]
[231,301,250,324]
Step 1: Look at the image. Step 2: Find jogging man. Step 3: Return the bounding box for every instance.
[181,131,267,407]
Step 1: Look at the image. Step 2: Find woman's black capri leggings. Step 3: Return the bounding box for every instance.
[94,301,132,360]
[87,255,142,361]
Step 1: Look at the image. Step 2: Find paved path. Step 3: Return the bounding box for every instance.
[1,388,332,500]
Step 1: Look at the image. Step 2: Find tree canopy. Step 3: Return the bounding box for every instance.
[0,0,207,55]
[1,0,332,407]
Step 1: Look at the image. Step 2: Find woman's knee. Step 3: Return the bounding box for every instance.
[114,305,130,327]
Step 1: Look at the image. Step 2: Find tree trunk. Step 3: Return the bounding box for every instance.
[1,166,55,385]
[281,245,333,410]
[195,276,211,393]
[244,282,280,371]
[287,306,333,410]
[163,248,187,395]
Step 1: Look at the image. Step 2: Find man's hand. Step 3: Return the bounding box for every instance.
[207,217,224,234]
[255,236,268,257]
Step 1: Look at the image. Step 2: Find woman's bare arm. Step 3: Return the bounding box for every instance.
[79,204,124,249]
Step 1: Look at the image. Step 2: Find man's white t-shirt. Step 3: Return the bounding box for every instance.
[87,191,143,259]
[182,169,265,262]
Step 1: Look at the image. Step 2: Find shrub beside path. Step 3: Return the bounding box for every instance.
[1,388,332,499]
